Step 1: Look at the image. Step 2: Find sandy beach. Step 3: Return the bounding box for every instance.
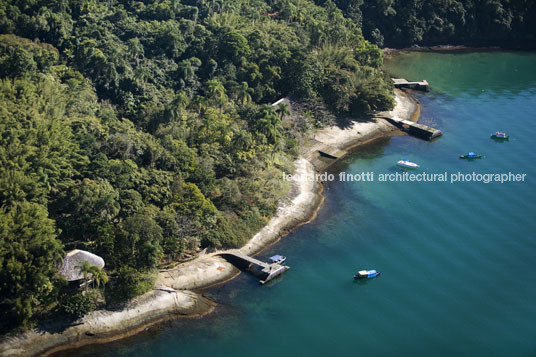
[314,90,416,151]
[0,90,417,357]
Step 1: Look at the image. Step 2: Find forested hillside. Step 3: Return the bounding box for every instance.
[0,0,393,332]
[331,0,536,47]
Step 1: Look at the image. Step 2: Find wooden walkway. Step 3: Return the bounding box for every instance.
[218,250,289,284]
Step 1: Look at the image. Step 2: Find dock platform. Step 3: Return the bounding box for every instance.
[378,115,442,140]
[218,250,289,284]
[392,78,430,91]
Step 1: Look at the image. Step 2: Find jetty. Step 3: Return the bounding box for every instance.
[392,78,430,91]
[378,115,442,140]
[218,250,289,284]
[302,138,347,171]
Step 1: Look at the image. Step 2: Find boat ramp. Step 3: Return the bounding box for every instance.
[302,138,347,171]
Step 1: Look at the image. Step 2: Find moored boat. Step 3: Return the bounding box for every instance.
[396,158,420,169]
[491,131,509,140]
[354,269,380,280]
[459,152,482,159]
[269,255,286,264]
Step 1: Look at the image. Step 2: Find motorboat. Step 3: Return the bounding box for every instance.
[491,132,509,140]
[459,152,482,159]
[396,158,420,169]
[354,269,380,280]
[269,255,286,264]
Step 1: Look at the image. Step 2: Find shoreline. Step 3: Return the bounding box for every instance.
[0,90,418,357]
[155,90,417,291]
[381,44,531,57]
[0,290,216,357]
[313,90,418,154]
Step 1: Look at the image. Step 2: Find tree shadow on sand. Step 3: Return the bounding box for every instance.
[334,113,380,130]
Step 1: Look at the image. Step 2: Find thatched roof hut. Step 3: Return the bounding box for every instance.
[58,249,105,281]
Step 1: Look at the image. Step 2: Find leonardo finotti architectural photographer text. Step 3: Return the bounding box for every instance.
[283,171,527,184]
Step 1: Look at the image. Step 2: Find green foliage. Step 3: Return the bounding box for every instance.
[60,291,98,318]
[110,267,155,302]
[0,0,534,334]
[0,0,410,331]
[77,261,109,290]
[220,30,251,61]
[0,202,64,332]
[116,209,163,269]
[0,76,88,205]
[0,34,59,78]
[333,0,536,47]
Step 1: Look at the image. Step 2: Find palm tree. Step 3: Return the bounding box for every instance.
[206,79,228,109]
[165,92,190,122]
[77,261,93,291]
[276,102,290,120]
[89,266,109,289]
[236,82,253,106]
[256,108,282,144]
[133,67,150,94]
[233,130,253,151]
[77,261,108,290]
[191,95,207,115]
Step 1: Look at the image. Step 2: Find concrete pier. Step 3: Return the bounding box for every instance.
[218,250,289,284]
[378,115,442,140]
[392,78,430,91]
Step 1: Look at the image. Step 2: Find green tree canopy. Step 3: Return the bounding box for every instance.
[0,202,63,332]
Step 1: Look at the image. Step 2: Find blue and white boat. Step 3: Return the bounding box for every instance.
[460,152,482,159]
[491,131,509,140]
[354,269,380,280]
[396,158,420,169]
[269,255,286,264]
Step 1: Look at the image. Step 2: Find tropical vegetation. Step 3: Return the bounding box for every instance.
[332,0,536,47]
[1,0,533,333]
[0,0,392,332]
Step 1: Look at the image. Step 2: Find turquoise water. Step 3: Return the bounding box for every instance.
[70,52,536,356]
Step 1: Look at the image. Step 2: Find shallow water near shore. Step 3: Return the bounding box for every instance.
[67,52,536,356]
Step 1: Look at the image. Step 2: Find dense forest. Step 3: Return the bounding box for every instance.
[1,0,534,334]
[331,0,536,47]
[0,0,393,332]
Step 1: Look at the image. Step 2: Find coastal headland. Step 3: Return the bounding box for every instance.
[0,90,418,357]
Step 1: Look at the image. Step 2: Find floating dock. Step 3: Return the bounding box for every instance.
[378,115,442,140]
[218,250,289,284]
[392,78,430,91]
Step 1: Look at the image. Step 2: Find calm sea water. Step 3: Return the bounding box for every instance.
[70,52,536,357]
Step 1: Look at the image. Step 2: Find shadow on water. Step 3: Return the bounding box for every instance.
[353,278,381,286]
[328,136,392,173]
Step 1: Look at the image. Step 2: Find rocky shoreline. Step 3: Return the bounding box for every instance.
[0,90,418,357]
[0,290,215,357]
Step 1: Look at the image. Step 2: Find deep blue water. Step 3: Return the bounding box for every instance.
[70,52,536,357]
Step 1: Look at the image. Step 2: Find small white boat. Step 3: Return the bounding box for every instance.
[354,269,380,280]
[396,158,420,169]
[269,255,286,264]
